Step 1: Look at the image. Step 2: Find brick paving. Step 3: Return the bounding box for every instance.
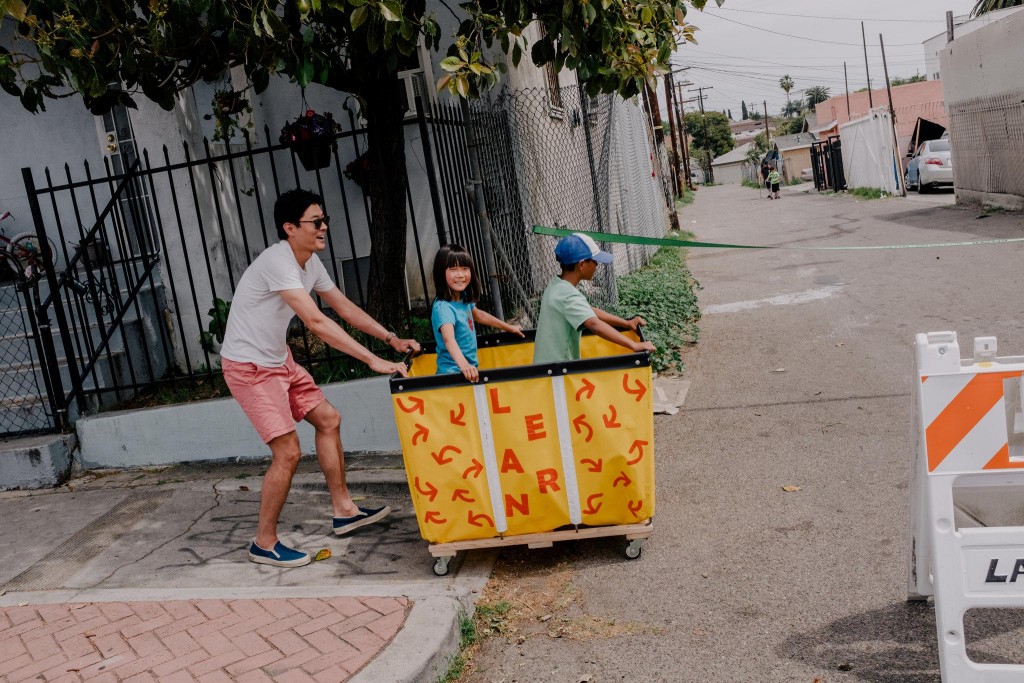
[0,597,409,682]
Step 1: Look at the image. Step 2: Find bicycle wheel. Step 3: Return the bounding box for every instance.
[8,232,57,277]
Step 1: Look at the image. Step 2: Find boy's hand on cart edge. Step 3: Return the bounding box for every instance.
[389,336,421,354]
[632,340,656,354]
[626,316,647,332]
[507,324,526,338]
[459,363,480,382]
[370,356,409,377]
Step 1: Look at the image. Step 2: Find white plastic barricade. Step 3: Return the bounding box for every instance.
[908,331,1024,681]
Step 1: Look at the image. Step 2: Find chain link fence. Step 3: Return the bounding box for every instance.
[469,86,673,323]
[0,255,53,436]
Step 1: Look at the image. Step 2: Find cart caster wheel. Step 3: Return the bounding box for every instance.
[625,540,643,560]
[433,556,452,576]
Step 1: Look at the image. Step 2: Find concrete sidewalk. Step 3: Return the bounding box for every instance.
[0,456,491,682]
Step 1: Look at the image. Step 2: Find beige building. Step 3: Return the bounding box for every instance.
[774,133,816,183]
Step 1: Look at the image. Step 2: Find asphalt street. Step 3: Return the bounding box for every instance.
[465,184,1024,682]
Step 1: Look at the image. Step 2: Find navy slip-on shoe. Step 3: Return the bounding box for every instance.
[248,540,311,567]
[333,505,392,536]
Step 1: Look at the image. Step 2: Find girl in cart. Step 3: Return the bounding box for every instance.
[431,244,525,382]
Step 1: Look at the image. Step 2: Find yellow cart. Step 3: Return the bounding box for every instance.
[390,330,655,575]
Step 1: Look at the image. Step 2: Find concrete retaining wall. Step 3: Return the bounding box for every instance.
[75,376,400,468]
[0,434,76,490]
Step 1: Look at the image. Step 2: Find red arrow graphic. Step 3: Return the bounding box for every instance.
[613,470,633,488]
[414,477,438,502]
[424,511,448,524]
[575,378,596,402]
[468,511,494,528]
[623,375,647,402]
[412,423,429,446]
[582,493,604,515]
[452,488,475,503]
[573,414,593,443]
[397,396,425,414]
[431,444,461,465]
[626,440,648,466]
[602,404,621,428]
[450,403,466,426]
[580,458,603,473]
[627,500,643,518]
[463,459,484,479]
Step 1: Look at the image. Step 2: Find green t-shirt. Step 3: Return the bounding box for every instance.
[532,276,597,364]
[768,170,780,184]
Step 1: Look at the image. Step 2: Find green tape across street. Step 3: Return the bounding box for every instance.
[532,225,1024,252]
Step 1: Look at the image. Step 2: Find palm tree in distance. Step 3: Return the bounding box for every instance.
[972,0,1022,16]
[779,74,795,113]
[805,86,831,109]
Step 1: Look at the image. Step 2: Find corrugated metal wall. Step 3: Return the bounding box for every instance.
[947,91,1024,198]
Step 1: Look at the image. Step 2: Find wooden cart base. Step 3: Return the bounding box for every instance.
[427,520,653,576]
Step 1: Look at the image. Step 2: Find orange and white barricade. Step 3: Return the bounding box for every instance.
[908,331,1024,681]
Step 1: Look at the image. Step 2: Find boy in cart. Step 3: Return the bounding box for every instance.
[533,233,655,364]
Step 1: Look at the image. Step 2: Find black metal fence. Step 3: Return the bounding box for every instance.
[13,106,462,433]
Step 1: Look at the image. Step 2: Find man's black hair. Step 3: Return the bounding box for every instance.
[274,188,324,240]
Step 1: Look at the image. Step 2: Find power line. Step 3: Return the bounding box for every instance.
[712,6,949,23]
[701,12,928,47]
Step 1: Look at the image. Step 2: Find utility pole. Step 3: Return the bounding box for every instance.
[843,62,852,118]
[668,66,693,192]
[676,84,694,189]
[946,10,955,43]
[880,34,906,197]
[861,21,874,109]
[688,86,714,184]
[762,101,770,142]
[664,72,682,197]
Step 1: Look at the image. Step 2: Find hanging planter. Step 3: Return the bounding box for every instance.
[279,109,340,172]
[343,149,371,190]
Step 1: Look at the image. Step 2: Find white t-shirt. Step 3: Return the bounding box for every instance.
[220,241,335,367]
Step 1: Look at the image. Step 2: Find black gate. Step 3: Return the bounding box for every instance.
[810,136,846,192]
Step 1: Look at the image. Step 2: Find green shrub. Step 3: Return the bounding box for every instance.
[741,179,762,189]
[613,242,701,373]
[847,186,885,199]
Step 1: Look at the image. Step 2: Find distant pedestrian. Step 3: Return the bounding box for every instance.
[768,166,781,199]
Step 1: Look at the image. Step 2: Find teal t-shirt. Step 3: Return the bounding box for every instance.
[432,299,477,374]
[532,276,596,364]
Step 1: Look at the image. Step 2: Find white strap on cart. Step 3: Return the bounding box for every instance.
[908,331,1024,681]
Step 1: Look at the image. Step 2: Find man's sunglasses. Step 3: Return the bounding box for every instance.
[298,216,331,229]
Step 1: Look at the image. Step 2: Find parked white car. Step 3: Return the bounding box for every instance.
[905,139,953,193]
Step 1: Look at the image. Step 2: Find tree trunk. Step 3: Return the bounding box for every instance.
[359,73,410,333]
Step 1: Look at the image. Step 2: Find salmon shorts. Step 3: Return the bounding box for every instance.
[222,351,326,443]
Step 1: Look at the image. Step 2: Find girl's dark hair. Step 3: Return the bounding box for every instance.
[274,188,324,240]
[432,244,481,303]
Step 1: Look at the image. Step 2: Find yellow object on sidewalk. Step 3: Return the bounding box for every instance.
[390,331,655,545]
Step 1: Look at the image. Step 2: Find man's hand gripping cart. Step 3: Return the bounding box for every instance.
[390,329,655,575]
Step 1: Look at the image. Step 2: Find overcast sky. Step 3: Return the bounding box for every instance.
[670,0,977,119]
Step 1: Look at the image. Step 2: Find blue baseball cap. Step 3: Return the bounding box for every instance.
[554,234,614,265]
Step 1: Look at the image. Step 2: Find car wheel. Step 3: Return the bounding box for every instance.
[918,182,928,194]
[904,173,913,191]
